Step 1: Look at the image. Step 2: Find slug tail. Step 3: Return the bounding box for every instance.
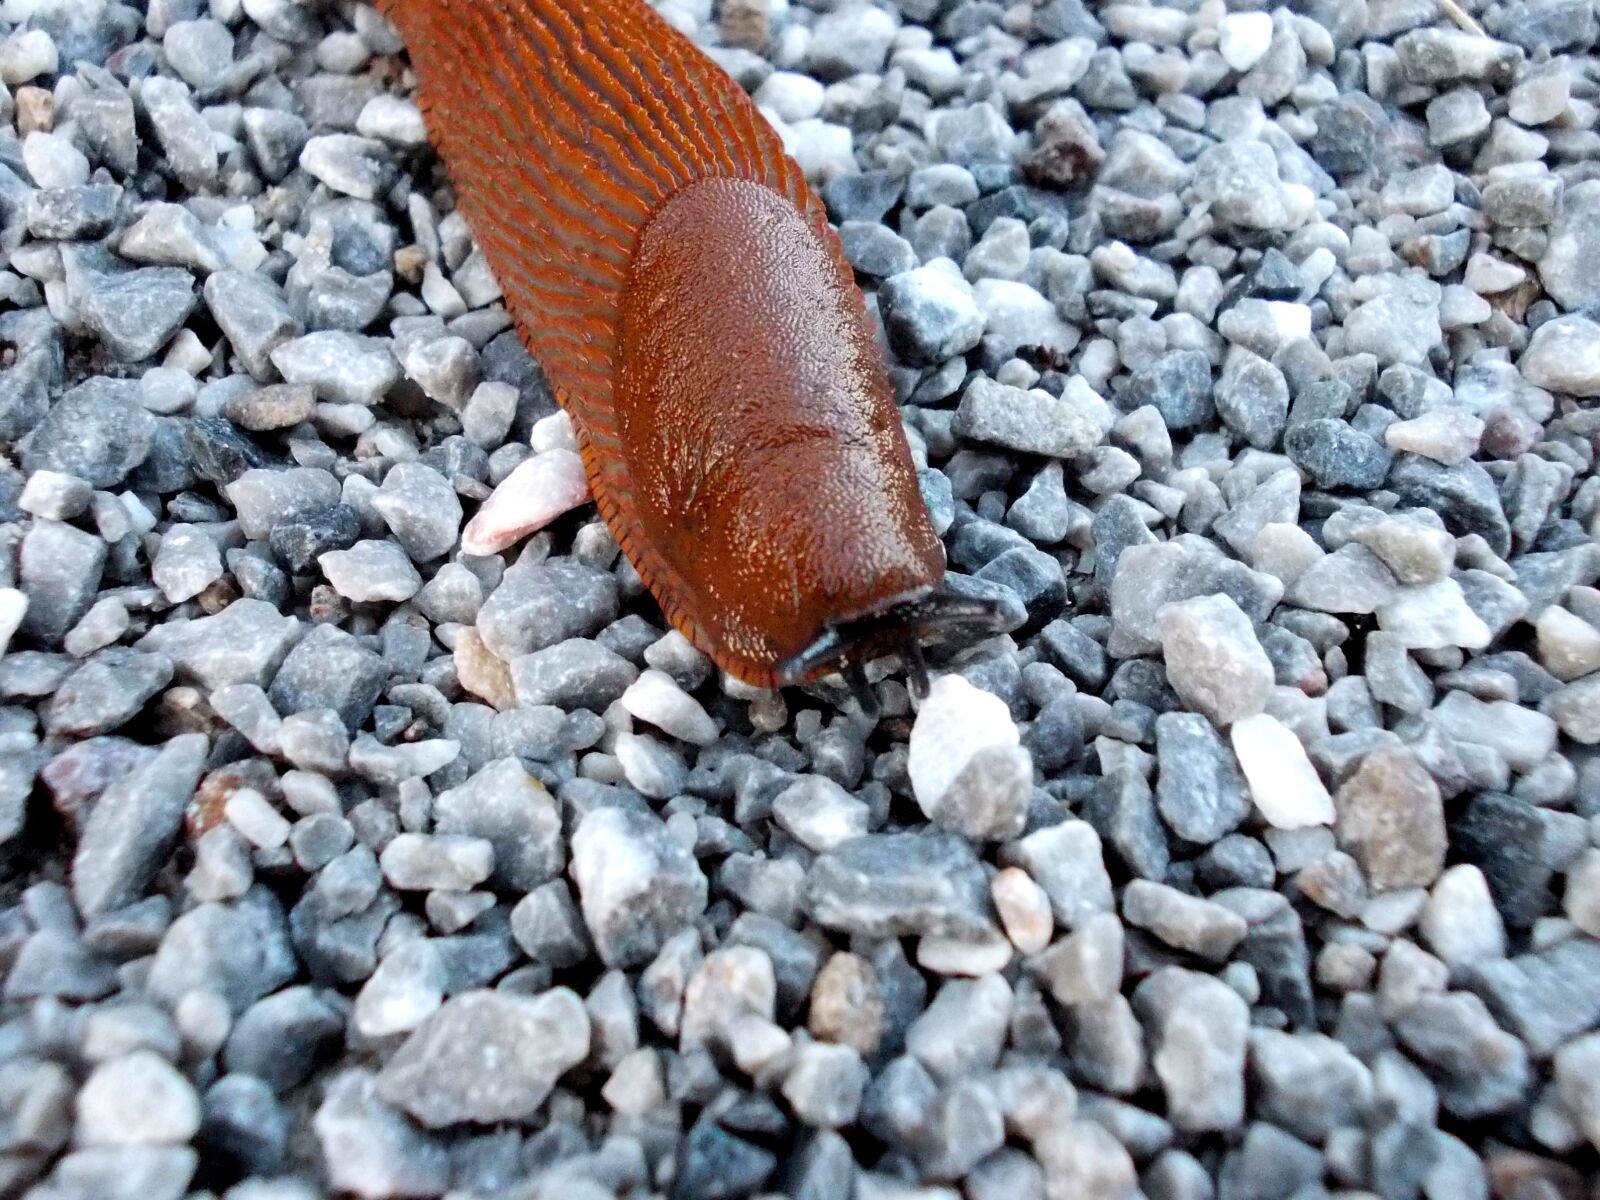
[378,0,824,447]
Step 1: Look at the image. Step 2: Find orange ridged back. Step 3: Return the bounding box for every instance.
[378,0,830,460]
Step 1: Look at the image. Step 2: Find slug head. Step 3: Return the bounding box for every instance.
[774,585,1016,711]
[616,176,953,691]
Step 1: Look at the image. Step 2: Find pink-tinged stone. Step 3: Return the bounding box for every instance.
[460,450,590,556]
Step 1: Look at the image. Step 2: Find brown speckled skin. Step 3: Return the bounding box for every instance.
[619,179,944,680]
[382,0,944,686]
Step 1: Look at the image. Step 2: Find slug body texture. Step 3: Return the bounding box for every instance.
[381,0,944,686]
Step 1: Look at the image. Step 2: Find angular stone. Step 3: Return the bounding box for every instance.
[376,989,589,1127]
[1334,746,1447,890]
[806,832,995,939]
[1157,593,1274,727]
[571,807,708,968]
[1135,967,1249,1131]
[1154,712,1250,843]
[72,735,207,919]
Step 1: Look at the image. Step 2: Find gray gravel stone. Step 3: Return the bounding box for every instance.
[224,986,345,1093]
[137,599,300,691]
[1001,819,1113,929]
[17,521,106,643]
[1334,745,1447,889]
[354,938,447,1037]
[376,989,588,1126]
[268,622,385,733]
[1154,712,1250,843]
[313,1070,449,1199]
[434,758,563,890]
[43,648,173,738]
[72,734,207,918]
[372,462,461,562]
[1393,991,1529,1118]
[79,267,198,362]
[878,262,985,364]
[571,807,708,968]
[205,271,302,379]
[1125,348,1213,431]
[906,973,1012,1081]
[955,375,1104,458]
[21,379,156,488]
[509,638,638,710]
[147,888,297,1014]
[1123,879,1248,961]
[477,558,618,660]
[1157,593,1274,727]
[396,334,478,409]
[510,879,591,969]
[806,831,995,939]
[140,75,217,190]
[1135,967,1250,1131]
[1539,178,1600,310]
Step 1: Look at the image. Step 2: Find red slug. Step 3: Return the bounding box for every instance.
[380,0,1003,701]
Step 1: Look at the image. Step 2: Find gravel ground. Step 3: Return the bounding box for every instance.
[3,0,1600,1196]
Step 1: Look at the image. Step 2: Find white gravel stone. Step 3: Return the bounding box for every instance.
[270,332,399,405]
[1230,713,1334,828]
[772,776,870,853]
[776,116,856,182]
[22,130,89,188]
[916,930,1013,976]
[1376,579,1492,651]
[620,669,718,746]
[991,867,1053,955]
[755,71,825,122]
[1420,864,1507,966]
[908,674,1030,841]
[0,589,29,658]
[1157,592,1275,727]
[152,524,224,603]
[1556,1033,1600,1153]
[300,134,388,200]
[1519,315,1600,397]
[0,28,58,84]
[224,788,291,849]
[1536,606,1600,681]
[356,94,428,145]
[1217,11,1273,71]
[76,1051,201,1146]
[318,540,423,603]
[1384,408,1484,466]
[354,938,448,1037]
[380,833,494,891]
[460,449,591,556]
